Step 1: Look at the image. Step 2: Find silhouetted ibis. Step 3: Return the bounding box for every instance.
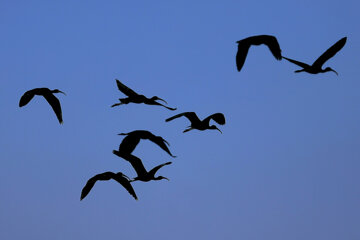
[283,37,347,75]
[19,88,66,124]
[111,79,176,110]
[236,35,282,72]
[113,153,171,182]
[166,112,225,133]
[114,130,176,157]
[80,171,137,200]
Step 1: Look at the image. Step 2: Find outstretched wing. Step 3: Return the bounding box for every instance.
[203,113,226,126]
[313,37,347,67]
[113,173,138,200]
[119,134,141,154]
[261,35,282,60]
[165,112,200,124]
[80,172,137,200]
[236,40,251,71]
[19,89,36,107]
[282,56,311,69]
[148,162,172,177]
[116,79,139,97]
[122,154,148,178]
[43,92,63,124]
[80,174,102,200]
[236,35,282,72]
[147,133,176,158]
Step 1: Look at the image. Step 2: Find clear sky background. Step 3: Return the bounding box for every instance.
[1,1,359,239]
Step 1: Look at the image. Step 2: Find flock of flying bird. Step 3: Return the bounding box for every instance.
[18,35,347,200]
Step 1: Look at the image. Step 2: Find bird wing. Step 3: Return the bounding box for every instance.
[116,79,139,97]
[147,133,176,158]
[19,89,36,107]
[119,135,141,154]
[261,35,282,60]
[282,56,311,69]
[236,40,250,71]
[203,113,226,126]
[148,162,172,177]
[236,35,282,72]
[124,154,148,177]
[113,173,138,200]
[80,172,111,200]
[313,37,347,67]
[165,112,199,124]
[43,92,63,124]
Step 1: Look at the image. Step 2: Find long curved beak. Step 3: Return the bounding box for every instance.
[216,127,222,134]
[117,133,128,136]
[331,69,339,76]
[59,91,66,95]
[163,177,169,181]
[156,97,168,104]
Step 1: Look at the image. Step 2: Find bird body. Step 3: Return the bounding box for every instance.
[283,37,347,75]
[112,79,176,110]
[115,130,176,157]
[236,35,282,72]
[19,88,65,124]
[80,171,137,200]
[166,112,225,133]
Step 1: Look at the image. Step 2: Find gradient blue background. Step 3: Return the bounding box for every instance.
[1,1,359,239]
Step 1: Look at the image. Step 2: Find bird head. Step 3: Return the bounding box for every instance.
[155,176,169,181]
[52,89,66,95]
[210,125,222,134]
[324,67,338,75]
[151,96,168,104]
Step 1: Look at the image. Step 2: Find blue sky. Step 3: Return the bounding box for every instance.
[1,1,359,239]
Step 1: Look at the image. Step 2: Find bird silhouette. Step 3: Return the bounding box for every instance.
[80,171,137,200]
[19,88,66,124]
[111,79,176,110]
[236,35,282,72]
[112,153,172,182]
[114,130,176,158]
[283,37,347,75]
[166,112,225,133]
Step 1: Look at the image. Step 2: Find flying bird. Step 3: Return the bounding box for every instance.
[113,153,172,182]
[114,130,176,158]
[283,37,347,75]
[111,79,176,110]
[19,88,66,124]
[80,171,137,200]
[166,112,225,133]
[236,35,282,72]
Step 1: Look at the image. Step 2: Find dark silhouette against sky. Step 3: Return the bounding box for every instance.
[111,79,177,110]
[2,1,359,240]
[236,35,282,72]
[114,130,176,157]
[80,171,137,200]
[115,153,172,182]
[283,37,347,75]
[166,112,225,133]
[19,88,65,124]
